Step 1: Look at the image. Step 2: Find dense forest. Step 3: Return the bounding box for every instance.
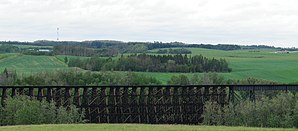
[68,54,231,73]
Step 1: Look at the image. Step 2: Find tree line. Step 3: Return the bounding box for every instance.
[156,48,192,54]
[0,44,53,55]
[53,45,118,57]
[68,54,231,73]
[0,40,243,53]
[3,41,295,57]
[147,42,241,50]
[167,73,278,85]
[0,44,19,53]
[6,70,160,86]
[0,68,277,87]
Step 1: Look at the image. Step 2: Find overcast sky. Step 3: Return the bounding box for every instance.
[1,0,298,47]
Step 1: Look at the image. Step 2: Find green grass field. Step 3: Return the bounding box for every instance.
[1,47,298,83]
[0,54,69,75]
[55,55,90,63]
[0,124,296,131]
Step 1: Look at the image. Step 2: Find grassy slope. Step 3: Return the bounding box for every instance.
[0,124,296,131]
[0,54,69,75]
[55,55,90,63]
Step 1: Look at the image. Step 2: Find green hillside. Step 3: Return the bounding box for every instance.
[0,54,69,75]
[1,47,298,83]
[145,48,298,83]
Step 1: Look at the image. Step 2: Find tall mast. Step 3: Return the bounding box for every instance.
[57,28,59,41]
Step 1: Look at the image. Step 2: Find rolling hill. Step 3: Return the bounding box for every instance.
[1,47,298,83]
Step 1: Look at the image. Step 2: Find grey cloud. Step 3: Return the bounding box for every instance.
[0,0,298,47]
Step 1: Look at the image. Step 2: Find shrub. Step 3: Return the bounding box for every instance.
[202,92,298,128]
[202,101,222,125]
[0,95,85,125]
[167,75,190,85]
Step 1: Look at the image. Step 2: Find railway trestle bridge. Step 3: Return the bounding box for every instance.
[0,85,297,124]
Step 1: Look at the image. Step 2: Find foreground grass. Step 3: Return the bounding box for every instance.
[0,124,296,131]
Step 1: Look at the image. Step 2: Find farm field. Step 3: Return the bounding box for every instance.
[0,54,69,75]
[0,124,296,131]
[1,47,298,83]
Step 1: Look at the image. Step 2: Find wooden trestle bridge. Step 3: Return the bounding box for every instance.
[0,85,297,124]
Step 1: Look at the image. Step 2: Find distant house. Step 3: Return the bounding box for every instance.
[38,49,52,52]
[274,50,289,54]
